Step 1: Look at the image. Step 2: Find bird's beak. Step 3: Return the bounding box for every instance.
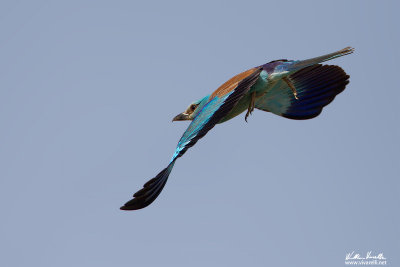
[172,112,190,122]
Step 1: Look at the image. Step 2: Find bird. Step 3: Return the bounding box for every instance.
[120,47,354,210]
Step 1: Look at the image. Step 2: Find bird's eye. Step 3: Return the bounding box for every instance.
[191,105,196,111]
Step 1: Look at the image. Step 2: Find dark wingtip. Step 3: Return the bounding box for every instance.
[281,64,350,120]
[120,205,131,211]
[120,199,146,211]
[120,162,175,211]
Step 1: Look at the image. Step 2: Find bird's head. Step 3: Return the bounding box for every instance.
[172,95,210,122]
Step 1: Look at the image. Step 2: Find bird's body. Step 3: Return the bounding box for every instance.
[121,47,354,210]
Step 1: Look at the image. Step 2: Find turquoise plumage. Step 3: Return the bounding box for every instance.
[120,47,354,210]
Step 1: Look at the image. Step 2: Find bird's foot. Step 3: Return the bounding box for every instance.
[282,76,299,100]
[245,92,256,122]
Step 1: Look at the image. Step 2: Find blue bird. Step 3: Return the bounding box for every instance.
[120,47,354,210]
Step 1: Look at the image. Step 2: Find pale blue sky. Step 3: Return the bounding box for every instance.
[0,1,399,266]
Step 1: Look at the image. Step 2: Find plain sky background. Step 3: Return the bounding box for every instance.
[1,1,399,266]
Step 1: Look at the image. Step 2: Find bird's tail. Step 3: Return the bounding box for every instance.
[120,160,176,210]
[288,47,354,72]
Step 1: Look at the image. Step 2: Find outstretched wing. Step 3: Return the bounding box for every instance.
[255,65,349,120]
[172,67,262,160]
[120,67,262,210]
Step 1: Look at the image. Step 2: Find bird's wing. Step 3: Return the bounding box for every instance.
[255,64,349,120]
[172,67,262,160]
[120,67,262,210]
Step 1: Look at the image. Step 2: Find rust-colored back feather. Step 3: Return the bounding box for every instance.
[210,67,258,98]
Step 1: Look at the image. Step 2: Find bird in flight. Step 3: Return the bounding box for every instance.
[120,47,354,210]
